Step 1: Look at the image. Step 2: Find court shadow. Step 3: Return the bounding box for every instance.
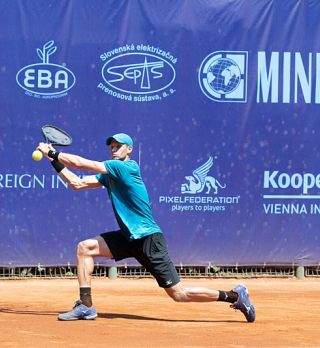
[0,308,243,323]
[99,312,242,323]
[0,307,58,316]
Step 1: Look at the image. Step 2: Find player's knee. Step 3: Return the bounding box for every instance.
[170,293,185,302]
[166,287,188,302]
[77,240,91,256]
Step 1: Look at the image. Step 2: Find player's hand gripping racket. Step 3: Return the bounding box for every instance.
[32,125,72,161]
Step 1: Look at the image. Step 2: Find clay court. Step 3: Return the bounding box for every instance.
[0,277,319,347]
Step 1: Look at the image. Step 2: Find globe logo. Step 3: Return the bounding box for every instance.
[198,51,248,103]
[207,58,241,94]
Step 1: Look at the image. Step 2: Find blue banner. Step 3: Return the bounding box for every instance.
[1,0,320,266]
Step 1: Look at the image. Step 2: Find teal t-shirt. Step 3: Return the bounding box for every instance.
[96,159,162,240]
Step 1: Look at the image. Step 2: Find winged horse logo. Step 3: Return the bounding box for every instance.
[181,156,226,194]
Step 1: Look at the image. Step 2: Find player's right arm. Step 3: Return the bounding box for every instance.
[37,142,107,190]
[58,168,102,191]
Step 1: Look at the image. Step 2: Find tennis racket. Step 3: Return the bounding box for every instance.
[32,125,72,160]
[41,125,72,146]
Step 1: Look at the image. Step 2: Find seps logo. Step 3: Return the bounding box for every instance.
[198,51,248,102]
[102,53,175,94]
[98,44,177,102]
[16,40,76,99]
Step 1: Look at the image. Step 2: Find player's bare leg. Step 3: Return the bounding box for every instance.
[77,236,113,306]
[164,282,255,322]
[58,236,113,321]
[165,282,227,302]
[77,236,113,287]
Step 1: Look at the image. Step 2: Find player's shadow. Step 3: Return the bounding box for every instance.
[0,308,242,323]
[0,307,58,316]
[99,312,241,323]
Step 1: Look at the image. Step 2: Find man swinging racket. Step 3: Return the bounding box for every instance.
[37,132,255,322]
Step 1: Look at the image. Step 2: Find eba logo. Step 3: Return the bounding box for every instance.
[198,51,248,102]
[16,40,75,98]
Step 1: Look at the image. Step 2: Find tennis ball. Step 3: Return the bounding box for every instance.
[32,150,43,161]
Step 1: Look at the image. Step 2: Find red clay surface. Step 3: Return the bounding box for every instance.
[0,278,319,347]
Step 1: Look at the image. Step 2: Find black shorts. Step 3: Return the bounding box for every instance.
[100,231,180,288]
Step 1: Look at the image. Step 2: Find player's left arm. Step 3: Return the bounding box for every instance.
[56,152,106,173]
[37,142,107,174]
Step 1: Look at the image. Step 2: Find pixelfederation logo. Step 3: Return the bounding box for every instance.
[16,41,76,99]
[159,155,240,213]
[198,51,248,102]
[98,44,177,102]
[181,156,226,194]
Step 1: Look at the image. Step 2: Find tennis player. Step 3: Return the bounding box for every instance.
[37,133,255,322]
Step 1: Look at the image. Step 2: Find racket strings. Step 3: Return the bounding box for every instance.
[42,125,72,146]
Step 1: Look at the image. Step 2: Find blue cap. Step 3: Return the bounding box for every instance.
[106,133,133,147]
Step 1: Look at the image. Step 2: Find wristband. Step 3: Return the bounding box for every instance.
[48,150,60,160]
[50,159,65,173]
